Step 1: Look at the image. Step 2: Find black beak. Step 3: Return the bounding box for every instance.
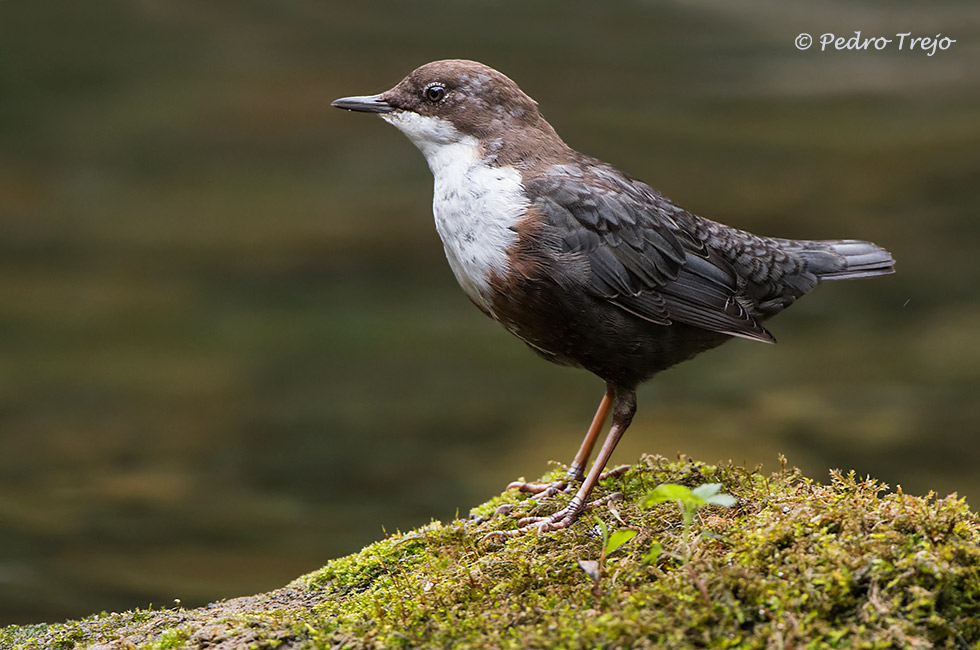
[331,93,393,114]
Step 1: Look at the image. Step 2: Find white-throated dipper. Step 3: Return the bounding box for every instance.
[332,60,895,533]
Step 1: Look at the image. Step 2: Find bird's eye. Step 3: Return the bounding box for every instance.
[424,84,446,103]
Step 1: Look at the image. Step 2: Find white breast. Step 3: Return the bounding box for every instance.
[381,111,525,315]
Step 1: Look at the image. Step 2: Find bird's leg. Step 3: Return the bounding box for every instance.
[518,386,636,532]
[505,385,614,499]
[566,386,614,482]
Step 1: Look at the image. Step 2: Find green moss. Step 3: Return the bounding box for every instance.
[4,455,980,649]
[145,627,190,650]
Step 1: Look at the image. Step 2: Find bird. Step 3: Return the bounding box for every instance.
[332,59,895,533]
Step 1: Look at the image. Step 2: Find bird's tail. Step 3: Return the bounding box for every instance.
[797,239,895,281]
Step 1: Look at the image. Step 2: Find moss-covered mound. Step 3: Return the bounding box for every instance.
[4,455,979,649]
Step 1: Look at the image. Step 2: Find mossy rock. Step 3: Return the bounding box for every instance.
[4,455,979,649]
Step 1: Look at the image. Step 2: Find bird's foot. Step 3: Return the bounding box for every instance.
[504,462,628,500]
[517,501,585,533]
[482,488,626,542]
[482,477,573,524]
[597,464,631,482]
[482,464,631,542]
[505,477,571,500]
[481,508,576,541]
[518,489,625,529]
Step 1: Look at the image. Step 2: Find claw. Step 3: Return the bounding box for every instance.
[531,485,566,500]
[481,529,518,543]
[599,464,630,482]
[507,479,570,495]
[528,517,572,533]
[516,509,577,532]
[586,491,624,510]
[488,441,632,541]
[486,489,626,541]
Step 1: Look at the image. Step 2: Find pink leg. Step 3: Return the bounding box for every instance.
[485,386,636,539]
[566,386,614,482]
[507,384,615,497]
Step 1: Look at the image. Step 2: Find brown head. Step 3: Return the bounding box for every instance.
[332,59,569,167]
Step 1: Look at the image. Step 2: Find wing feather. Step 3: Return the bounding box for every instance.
[525,163,774,343]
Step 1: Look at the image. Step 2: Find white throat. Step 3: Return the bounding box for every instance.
[381,111,525,315]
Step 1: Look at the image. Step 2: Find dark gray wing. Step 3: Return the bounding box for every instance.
[525,163,775,343]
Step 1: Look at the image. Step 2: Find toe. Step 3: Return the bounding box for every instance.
[507,479,569,495]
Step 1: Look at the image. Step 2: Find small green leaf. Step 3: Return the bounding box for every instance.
[705,493,737,507]
[641,484,703,508]
[605,529,638,555]
[594,516,610,548]
[641,540,662,566]
[691,483,736,507]
[692,483,722,499]
[690,483,735,507]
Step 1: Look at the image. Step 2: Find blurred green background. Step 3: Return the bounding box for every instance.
[2,0,978,625]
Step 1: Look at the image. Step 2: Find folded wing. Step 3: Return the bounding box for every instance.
[524,163,776,343]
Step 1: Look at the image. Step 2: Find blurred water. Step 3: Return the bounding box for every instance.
[1,0,979,625]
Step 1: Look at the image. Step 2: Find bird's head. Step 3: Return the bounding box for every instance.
[333,59,563,165]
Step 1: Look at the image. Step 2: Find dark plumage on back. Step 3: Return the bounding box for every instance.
[524,162,768,344]
[520,155,894,349]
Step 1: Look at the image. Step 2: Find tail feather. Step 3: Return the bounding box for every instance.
[801,239,895,281]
